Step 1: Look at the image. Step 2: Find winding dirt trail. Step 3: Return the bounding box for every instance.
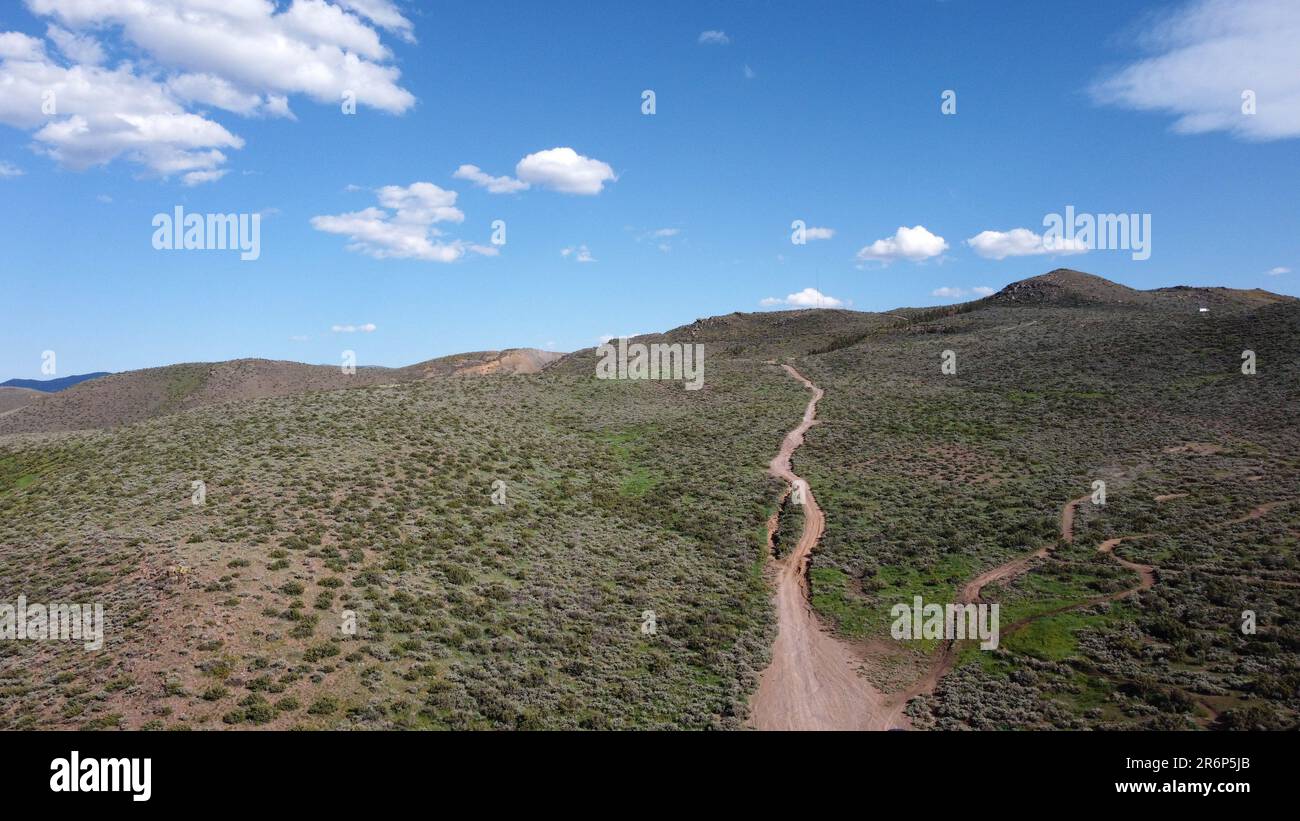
[1229,498,1298,523]
[749,365,899,730]
[1097,536,1156,592]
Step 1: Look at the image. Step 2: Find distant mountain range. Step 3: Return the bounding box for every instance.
[0,372,111,392]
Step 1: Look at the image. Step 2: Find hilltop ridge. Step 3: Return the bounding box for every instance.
[2,268,1293,436]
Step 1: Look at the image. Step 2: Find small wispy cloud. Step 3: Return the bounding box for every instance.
[561,245,596,263]
[1265,266,1290,275]
[931,286,995,299]
[633,227,682,252]
[599,332,646,343]
[743,64,755,79]
[0,161,24,178]
[331,323,377,333]
[181,170,229,187]
[699,30,731,45]
[1089,0,1300,142]
[453,164,530,194]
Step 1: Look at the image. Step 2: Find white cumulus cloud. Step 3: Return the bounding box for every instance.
[516,147,616,195]
[167,73,293,119]
[454,147,617,196]
[1090,0,1300,141]
[0,0,416,182]
[856,225,948,264]
[966,227,1090,260]
[0,55,245,180]
[311,182,490,262]
[0,31,45,61]
[760,287,846,308]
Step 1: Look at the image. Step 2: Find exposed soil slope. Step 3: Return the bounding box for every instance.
[0,387,44,415]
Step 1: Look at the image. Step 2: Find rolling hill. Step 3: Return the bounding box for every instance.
[0,349,563,435]
[0,387,44,416]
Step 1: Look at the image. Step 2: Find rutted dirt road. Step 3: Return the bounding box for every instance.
[747,369,1119,728]
[749,365,899,730]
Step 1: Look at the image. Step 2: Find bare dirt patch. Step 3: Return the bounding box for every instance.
[1163,442,1226,455]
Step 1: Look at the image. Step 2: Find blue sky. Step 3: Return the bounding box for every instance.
[2,0,1298,379]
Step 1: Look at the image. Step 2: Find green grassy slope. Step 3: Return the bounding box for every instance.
[0,364,804,729]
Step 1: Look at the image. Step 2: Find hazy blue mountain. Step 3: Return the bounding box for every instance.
[0,372,111,392]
